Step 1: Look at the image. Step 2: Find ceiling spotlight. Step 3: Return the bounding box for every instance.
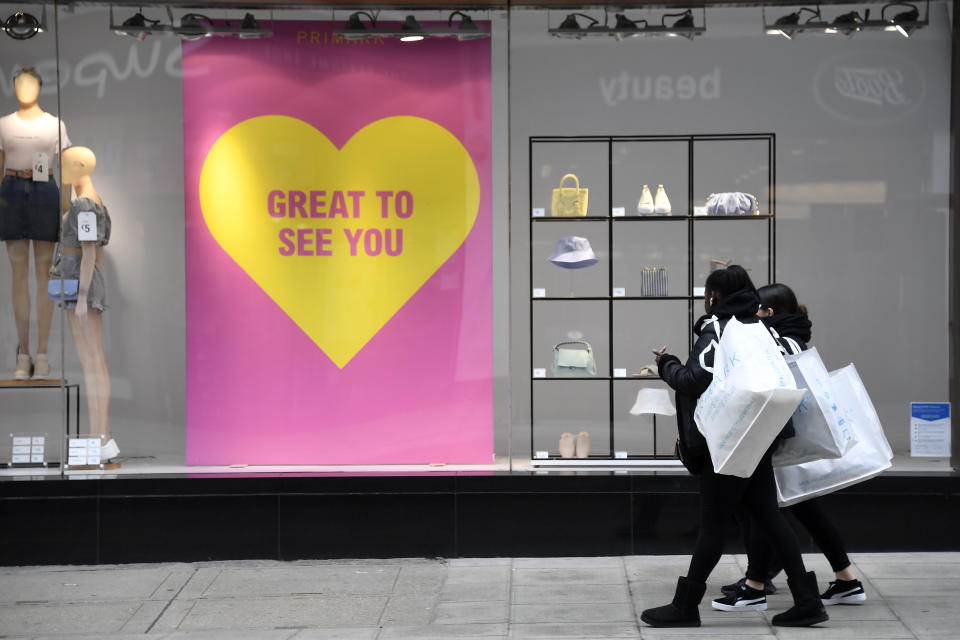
[882,3,921,37]
[765,7,822,39]
[612,14,645,40]
[826,10,866,35]
[400,15,424,42]
[551,13,599,39]
[178,13,213,41]
[663,9,697,39]
[341,11,375,40]
[448,10,485,41]
[2,9,45,40]
[236,13,268,39]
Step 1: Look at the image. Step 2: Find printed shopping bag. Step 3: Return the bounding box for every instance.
[772,347,858,467]
[694,316,806,478]
[551,174,589,217]
[775,363,892,506]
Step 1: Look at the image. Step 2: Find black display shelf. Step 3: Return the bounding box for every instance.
[529,133,775,462]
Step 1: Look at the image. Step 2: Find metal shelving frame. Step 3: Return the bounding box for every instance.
[529,133,775,466]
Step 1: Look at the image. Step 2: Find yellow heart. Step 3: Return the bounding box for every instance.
[199,115,480,368]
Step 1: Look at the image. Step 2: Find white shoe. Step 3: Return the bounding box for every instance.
[14,353,32,380]
[33,354,51,379]
[637,185,654,215]
[654,184,672,214]
[101,438,119,460]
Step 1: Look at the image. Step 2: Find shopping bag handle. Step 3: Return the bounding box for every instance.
[698,315,721,374]
[559,173,580,189]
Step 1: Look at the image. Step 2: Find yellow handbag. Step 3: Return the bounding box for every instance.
[551,173,588,217]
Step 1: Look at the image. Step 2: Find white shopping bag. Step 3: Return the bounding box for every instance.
[772,347,858,467]
[775,363,893,507]
[694,317,806,478]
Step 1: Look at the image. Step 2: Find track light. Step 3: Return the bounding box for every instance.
[448,10,485,41]
[549,9,704,40]
[110,7,271,40]
[764,1,928,39]
[332,11,490,41]
[764,7,823,39]
[2,8,45,40]
[341,11,375,40]
[826,10,866,35]
[882,3,921,37]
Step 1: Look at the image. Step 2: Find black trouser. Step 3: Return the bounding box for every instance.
[744,496,851,582]
[687,448,807,583]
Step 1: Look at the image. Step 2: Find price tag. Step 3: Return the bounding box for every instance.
[612,287,626,297]
[12,454,29,464]
[533,368,546,378]
[532,208,546,218]
[535,451,549,459]
[615,451,628,459]
[612,207,625,217]
[31,437,44,445]
[68,456,86,466]
[532,288,546,298]
[693,206,707,216]
[32,153,49,182]
[614,368,627,378]
[13,437,30,446]
[693,287,706,297]
[77,212,97,242]
[30,454,43,463]
[12,445,30,455]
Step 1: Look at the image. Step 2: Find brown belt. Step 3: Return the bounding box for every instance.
[5,168,53,179]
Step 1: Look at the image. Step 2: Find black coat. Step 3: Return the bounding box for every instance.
[657,288,762,472]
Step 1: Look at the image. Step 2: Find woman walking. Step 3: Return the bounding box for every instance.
[715,283,866,611]
[640,267,828,628]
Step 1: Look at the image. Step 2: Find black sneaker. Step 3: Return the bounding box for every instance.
[820,579,867,605]
[712,583,768,611]
[720,577,777,596]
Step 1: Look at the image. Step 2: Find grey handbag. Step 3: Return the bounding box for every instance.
[705,192,759,216]
[552,340,597,377]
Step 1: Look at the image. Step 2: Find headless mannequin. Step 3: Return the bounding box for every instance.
[60,146,113,454]
[1,72,58,377]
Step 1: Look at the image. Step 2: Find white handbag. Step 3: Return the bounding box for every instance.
[694,316,806,478]
[772,346,858,467]
[552,340,597,377]
[775,363,893,507]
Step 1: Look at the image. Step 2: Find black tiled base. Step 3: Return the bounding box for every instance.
[0,472,957,565]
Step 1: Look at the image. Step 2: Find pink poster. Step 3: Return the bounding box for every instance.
[182,22,492,465]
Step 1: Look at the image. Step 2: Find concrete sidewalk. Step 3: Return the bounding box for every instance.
[1,553,958,639]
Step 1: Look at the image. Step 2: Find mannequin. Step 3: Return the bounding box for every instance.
[60,146,117,461]
[0,66,71,379]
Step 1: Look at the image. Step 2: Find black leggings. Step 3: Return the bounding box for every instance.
[744,497,851,582]
[687,448,807,583]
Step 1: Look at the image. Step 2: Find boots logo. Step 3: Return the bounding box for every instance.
[834,67,908,106]
[814,53,924,124]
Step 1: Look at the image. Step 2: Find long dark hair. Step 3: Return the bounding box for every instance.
[704,264,757,307]
[758,283,808,315]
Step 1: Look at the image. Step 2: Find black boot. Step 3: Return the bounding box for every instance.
[640,576,706,627]
[771,571,829,627]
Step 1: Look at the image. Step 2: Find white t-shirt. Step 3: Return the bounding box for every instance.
[0,112,71,172]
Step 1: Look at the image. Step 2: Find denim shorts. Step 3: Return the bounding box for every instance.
[0,174,61,242]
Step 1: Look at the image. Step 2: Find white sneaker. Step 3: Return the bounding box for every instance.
[101,438,120,460]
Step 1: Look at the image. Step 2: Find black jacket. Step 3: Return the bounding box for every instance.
[657,288,762,472]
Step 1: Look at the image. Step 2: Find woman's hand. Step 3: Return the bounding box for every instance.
[652,345,667,364]
[75,295,88,324]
